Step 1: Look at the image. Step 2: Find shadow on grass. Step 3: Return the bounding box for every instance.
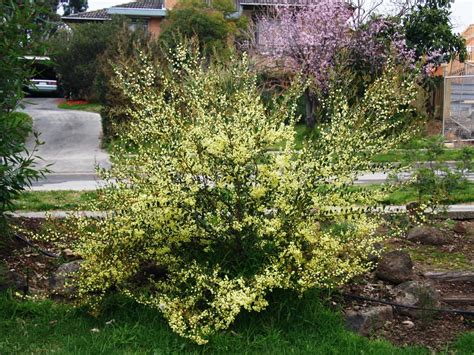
[0,289,469,354]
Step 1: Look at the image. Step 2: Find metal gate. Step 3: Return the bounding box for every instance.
[443,70,474,142]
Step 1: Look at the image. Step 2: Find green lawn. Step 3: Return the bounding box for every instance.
[372,149,465,163]
[1,290,471,354]
[273,126,471,163]
[57,102,102,113]
[13,191,98,211]
[11,183,474,212]
[106,120,472,163]
[382,183,474,205]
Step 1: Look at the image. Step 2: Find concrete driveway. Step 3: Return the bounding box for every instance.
[21,97,110,190]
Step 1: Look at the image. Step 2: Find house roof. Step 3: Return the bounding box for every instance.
[62,8,110,21]
[114,0,164,9]
[62,0,164,22]
[62,0,318,22]
[238,0,321,4]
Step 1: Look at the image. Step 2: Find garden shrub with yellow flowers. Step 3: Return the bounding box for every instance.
[72,45,419,344]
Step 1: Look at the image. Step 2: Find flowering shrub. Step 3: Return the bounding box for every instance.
[257,2,351,91]
[72,46,418,344]
[349,17,415,79]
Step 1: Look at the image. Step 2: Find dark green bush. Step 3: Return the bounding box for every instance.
[160,0,247,57]
[48,17,127,101]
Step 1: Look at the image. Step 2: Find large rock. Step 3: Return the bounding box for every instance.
[49,260,82,296]
[406,226,447,246]
[392,281,441,318]
[0,267,26,293]
[376,251,413,284]
[345,306,393,336]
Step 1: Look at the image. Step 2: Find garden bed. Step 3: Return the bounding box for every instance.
[57,100,101,113]
[340,220,474,350]
[1,217,473,352]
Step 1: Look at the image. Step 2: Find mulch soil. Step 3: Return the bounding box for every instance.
[337,220,474,351]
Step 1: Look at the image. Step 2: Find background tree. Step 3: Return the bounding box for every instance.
[402,0,466,117]
[160,0,247,57]
[0,1,48,229]
[61,0,88,16]
[258,2,352,128]
[347,16,415,100]
[48,17,126,100]
[403,0,466,62]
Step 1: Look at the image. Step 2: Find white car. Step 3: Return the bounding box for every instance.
[22,56,58,94]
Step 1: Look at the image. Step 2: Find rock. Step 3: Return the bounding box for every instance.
[0,268,26,293]
[407,226,447,246]
[49,260,82,296]
[453,221,467,235]
[393,281,441,318]
[402,320,415,328]
[375,251,413,284]
[56,260,82,274]
[345,306,393,336]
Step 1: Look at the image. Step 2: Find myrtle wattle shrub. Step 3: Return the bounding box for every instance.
[73,46,418,344]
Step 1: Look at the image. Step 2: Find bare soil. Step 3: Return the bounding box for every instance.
[339,220,474,350]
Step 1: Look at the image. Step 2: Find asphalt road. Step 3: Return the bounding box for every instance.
[21,97,110,190]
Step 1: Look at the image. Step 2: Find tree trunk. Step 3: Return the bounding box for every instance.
[304,89,316,129]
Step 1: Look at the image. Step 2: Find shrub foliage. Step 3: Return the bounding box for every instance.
[49,18,126,100]
[72,46,418,344]
[0,1,48,228]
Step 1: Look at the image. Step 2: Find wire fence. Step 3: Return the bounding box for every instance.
[443,70,474,142]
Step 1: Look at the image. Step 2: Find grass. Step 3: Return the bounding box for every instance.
[408,246,474,271]
[12,191,98,211]
[373,149,465,163]
[106,120,472,164]
[10,183,474,212]
[273,126,472,163]
[383,184,474,205]
[2,289,472,354]
[58,101,102,113]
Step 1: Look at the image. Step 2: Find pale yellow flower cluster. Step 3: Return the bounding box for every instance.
[71,46,418,344]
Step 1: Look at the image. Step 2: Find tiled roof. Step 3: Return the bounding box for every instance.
[114,0,164,9]
[62,0,319,21]
[238,0,319,4]
[62,8,110,20]
[62,0,164,21]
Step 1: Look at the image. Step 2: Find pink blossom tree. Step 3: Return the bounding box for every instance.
[347,17,415,98]
[257,1,352,128]
[257,2,416,128]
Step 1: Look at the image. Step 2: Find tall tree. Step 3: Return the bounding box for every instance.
[258,2,352,128]
[403,0,466,117]
[61,0,88,16]
[403,0,466,62]
[160,0,247,57]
